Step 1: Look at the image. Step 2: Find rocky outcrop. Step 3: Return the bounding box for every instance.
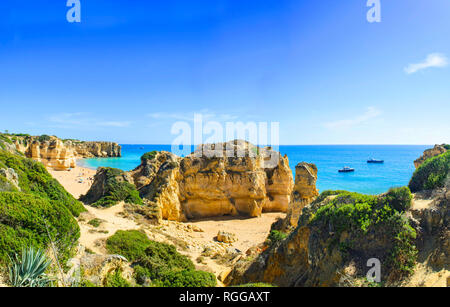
[414,144,447,168]
[0,168,20,191]
[226,187,422,287]
[25,138,77,171]
[280,163,319,230]
[9,135,121,170]
[68,141,122,158]
[128,141,294,221]
[79,167,141,208]
[411,176,449,270]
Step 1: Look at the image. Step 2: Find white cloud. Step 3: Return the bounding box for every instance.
[47,113,130,128]
[324,107,382,129]
[404,53,448,74]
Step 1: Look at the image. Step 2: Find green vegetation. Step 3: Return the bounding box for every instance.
[0,149,85,216]
[8,247,52,287]
[309,187,417,277]
[0,192,80,265]
[409,151,450,192]
[141,151,158,162]
[104,269,131,288]
[443,144,450,150]
[106,230,216,287]
[266,230,288,246]
[311,190,348,205]
[152,270,217,287]
[0,133,13,145]
[37,135,51,142]
[81,167,142,208]
[0,149,82,267]
[88,218,102,228]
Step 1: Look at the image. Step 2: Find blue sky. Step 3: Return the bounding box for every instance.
[0,0,449,144]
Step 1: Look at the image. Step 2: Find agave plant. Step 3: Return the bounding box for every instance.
[8,247,53,287]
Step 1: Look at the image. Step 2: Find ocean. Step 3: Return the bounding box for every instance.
[78,145,430,195]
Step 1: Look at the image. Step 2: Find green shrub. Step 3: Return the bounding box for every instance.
[104,269,131,288]
[0,192,80,265]
[153,270,216,288]
[443,144,450,150]
[309,189,417,277]
[106,230,152,261]
[80,167,142,208]
[38,135,51,142]
[88,219,101,228]
[266,230,287,246]
[106,230,211,287]
[312,190,348,205]
[0,149,85,216]
[141,151,157,162]
[0,134,13,145]
[382,187,412,212]
[409,151,450,192]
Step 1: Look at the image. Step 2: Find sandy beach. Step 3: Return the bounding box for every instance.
[47,165,97,199]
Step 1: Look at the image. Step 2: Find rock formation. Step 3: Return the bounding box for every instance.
[281,162,319,230]
[414,144,447,168]
[9,135,121,171]
[225,146,450,287]
[127,140,294,221]
[25,138,77,171]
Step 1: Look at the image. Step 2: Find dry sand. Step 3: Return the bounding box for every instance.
[48,165,96,199]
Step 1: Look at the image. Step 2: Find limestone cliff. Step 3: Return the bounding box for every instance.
[414,144,447,168]
[128,141,294,221]
[8,135,121,170]
[279,162,319,230]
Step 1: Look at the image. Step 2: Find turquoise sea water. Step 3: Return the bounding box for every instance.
[79,145,430,195]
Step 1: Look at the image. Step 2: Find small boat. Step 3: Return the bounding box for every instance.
[339,166,355,173]
[367,158,384,164]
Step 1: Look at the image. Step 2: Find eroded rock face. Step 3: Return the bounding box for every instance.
[68,141,122,158]
[26,138,76,171]
[11,135,121,170]
[414,145,447,168]
[282,163,319,230]
[0,168,20,191]
[128,141,294,221]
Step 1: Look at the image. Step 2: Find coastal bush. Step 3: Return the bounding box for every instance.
[312,190,348,205]
[266,230,288,246]
[80,167,142,208]
[0,192,80,265]
[152,270,216,288]
[409,151,450,192]
[104,269,131,288]
[38,135,51,142]
[0,149,85,216]
[309,189,417,277]
[443,144,450,150]
[106,230,213,287]
[106,230,151,261]
[141,151,158,162]
[0,133,12,145]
